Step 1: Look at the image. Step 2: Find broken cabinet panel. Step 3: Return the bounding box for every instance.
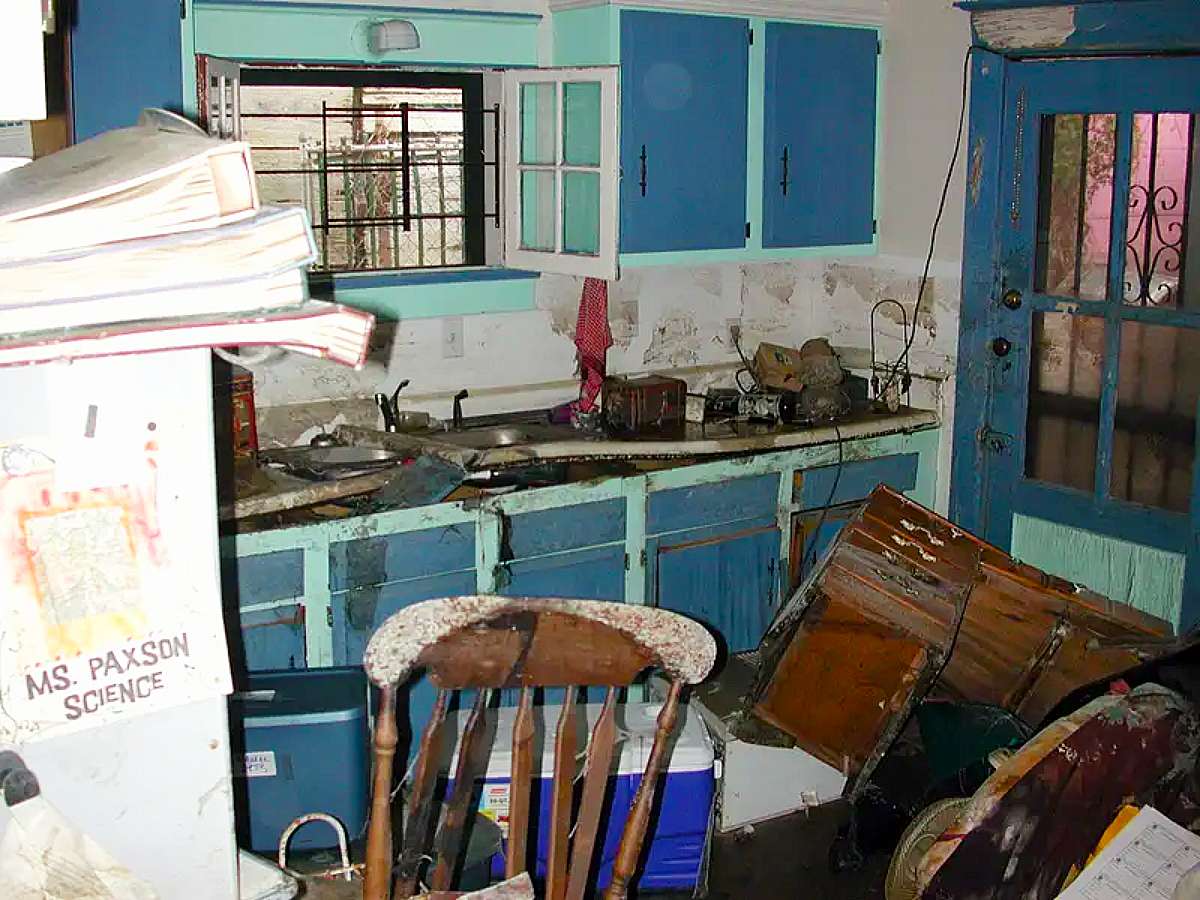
[751,485,1173,795]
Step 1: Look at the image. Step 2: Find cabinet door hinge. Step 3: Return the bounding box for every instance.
[325,606,333,627]
[180,0,187,19]
[624,552,630,571]
[872,219,878,235]
[877,38,882,54]
[748,27,754,45]
[745,221,751,239]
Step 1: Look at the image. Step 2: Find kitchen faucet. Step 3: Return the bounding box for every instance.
[452,389,469,430]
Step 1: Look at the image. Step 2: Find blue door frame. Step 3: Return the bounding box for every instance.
[949,10,1200,626]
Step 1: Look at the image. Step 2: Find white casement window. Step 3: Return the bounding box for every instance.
[196,57,618,279]
[502,67,619,279]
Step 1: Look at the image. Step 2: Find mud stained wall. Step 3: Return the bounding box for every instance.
[250,0,971,512]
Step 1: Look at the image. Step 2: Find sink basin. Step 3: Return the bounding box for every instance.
[438,425,540,449]
[437,422,583,450]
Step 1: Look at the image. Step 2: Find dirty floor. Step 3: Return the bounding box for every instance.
[294,801,890,898]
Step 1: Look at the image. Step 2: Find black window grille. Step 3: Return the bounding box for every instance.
[239,67,497,273]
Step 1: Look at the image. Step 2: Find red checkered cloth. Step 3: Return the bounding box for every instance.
[574,277,612,412]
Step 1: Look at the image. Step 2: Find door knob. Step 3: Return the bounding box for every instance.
[1001,289,1022,310]
[991,337,1012,357]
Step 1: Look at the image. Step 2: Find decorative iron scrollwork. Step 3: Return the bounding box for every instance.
[1125,182,1185,306]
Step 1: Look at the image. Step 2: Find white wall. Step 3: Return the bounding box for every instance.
[253,0,973,510]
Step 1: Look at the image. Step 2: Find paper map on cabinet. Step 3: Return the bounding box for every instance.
[1057,806,1200,899]
[0,438,231,742]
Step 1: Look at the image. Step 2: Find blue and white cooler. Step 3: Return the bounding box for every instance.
[448,699,715,893]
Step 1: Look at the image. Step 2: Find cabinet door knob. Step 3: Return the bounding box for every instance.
[991,337,1013,357]
[639,144,648,197]
[780,146,790,196]
[1001,289,1022,310]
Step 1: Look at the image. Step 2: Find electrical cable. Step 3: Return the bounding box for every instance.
[875,44,977,401]
[801,421,844,577]
[731,329,760,393]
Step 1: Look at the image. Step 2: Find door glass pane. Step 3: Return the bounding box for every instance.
[1110,321,1200,512]
[520,170,555,251]
[1034,114,1117,301]
[562,81,601,167]
[520,82,556,165]
[1123,113,1197,309]
[1025,312,1106,492]
[562,171,600,255]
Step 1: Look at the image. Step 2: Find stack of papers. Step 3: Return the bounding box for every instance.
[1057,806,1200,899]
[0,111,373,368]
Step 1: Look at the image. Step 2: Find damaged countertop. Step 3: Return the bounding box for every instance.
[229,406,939,525]
[344,406,939,470]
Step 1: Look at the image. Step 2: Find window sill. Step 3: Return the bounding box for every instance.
[318,268,540,319]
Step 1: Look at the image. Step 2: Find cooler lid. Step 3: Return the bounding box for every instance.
[236,667,368,727]
[446,701,714,779]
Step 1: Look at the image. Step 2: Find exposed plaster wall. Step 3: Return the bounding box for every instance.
[253,0,973,513]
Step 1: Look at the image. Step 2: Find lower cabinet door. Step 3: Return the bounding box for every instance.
[652,522,781,654]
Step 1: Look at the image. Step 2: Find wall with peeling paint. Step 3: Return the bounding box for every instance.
[250,0,972,512]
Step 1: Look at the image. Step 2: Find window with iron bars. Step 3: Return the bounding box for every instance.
[237,67,495,273]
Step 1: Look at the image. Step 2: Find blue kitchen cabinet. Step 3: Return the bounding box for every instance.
[762,22,879,248]
[651,522,781,654]
[647,474,781,652]
[619,10,750,252]
[70,0,185,140]
[329,524,476,755]
[497,500,627,600]
[224,549,308,672]
[789,453,920,586]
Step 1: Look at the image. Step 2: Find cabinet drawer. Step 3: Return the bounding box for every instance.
[796,453,918,509]
[648,473,780,535]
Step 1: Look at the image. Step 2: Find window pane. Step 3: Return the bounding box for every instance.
[1110,321,1199,512]
[520,82,556,165]
[520,170,556,251]
[1123,113,1197,309]
[1025,311,1106,492]
[1033,114,1116,301]
[562,171,600,255]
[562,81,601,167]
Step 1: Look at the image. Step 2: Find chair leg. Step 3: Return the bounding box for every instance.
[604,680,682,900]
[365,683,399,900]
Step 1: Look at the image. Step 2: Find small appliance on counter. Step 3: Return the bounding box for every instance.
[602,374,687,433]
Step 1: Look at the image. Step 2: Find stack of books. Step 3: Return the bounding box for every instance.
[0,110,373,367]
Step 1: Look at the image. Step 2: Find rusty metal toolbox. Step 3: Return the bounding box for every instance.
[602,374,687,432]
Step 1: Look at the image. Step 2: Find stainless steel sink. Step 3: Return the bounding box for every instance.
[438,424,565,449]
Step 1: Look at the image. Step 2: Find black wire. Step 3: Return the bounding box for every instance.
[877,44,977,399]
[731,330,760,392]
[802,422,844,576]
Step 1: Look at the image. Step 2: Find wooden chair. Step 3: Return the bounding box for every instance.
[361,595,718,900]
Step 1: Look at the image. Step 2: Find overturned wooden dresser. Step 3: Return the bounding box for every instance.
[750,485,1174,797]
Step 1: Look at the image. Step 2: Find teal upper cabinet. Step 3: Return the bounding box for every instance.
[619,11,749,253]
[762,22,879,248]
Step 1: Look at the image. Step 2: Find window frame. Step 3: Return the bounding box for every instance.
[197,57,620,282]
[234,64,488,272]
[502,66,619,280]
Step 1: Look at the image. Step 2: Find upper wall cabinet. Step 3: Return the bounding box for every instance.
[762,22,879,248]
[71,0,184,140]
[619,11,749,253]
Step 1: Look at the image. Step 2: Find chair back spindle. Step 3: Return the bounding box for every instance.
[361,596,716,900]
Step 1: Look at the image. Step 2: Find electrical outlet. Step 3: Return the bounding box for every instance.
[726,318,742,347]
[442,316,464,359]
